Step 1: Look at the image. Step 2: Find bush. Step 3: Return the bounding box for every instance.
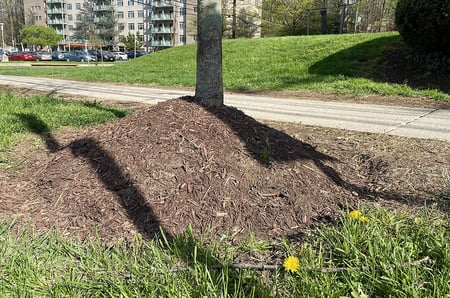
[395,0,450,56]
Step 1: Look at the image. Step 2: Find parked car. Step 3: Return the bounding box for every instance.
[52,51,68,61]
[112,51,128,61]
[87,49,115,62]
[8,51,37,61]
[126,50,146,59]
[34,51,52,61]
[65,50,97,62]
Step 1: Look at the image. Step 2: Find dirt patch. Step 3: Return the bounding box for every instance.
[1,96,449,243]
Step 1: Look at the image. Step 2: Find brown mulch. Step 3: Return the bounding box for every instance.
[1,94,449,244]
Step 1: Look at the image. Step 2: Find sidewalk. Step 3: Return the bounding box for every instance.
[1,75,449,142]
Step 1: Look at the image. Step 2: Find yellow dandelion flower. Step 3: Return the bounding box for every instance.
[349,210,362,219]
[359,215,368,222]
[283,256,300,273]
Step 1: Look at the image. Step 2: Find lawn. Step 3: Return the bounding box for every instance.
[0,32,448,100]
[0,32,449,296]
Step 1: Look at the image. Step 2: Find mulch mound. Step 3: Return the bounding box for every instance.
[0,97,361,242]
[1,97,448,243]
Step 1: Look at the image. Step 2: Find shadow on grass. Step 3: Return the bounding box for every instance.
[308,35,449,94]
[14,103,448,294]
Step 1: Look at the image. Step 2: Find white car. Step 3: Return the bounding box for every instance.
[112,51,128,61]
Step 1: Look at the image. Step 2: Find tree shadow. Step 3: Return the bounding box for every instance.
[13,112,169,241]
[14,111,272,295]
[13,103,449,294]
[14,113,61,153]
[308,35,449,94]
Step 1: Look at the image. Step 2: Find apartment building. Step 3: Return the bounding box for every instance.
[23,0,261,51]
[23,0,199,51]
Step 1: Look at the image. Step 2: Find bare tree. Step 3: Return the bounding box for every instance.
[195,0,224,107]
[0,0,25,48]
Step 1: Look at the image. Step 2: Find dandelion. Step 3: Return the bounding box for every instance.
[283,256,300,273]
[359,215,368,222]
[349,210,362,219]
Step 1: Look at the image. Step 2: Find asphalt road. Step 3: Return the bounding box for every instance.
[1,75,449,142]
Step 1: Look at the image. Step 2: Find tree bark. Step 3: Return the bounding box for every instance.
[195,0,224,107]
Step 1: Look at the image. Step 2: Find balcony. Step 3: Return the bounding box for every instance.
[47,18,66,25]
[47,8,64,14]
[152,1,174,7]
[93,5,114,11]
[151,13,174,21]
[153,26,174,34]
[150,40,173,47]
[94,17,110,23]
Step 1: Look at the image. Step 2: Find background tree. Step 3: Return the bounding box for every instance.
[0,0,25,49]
[395,0,449,56]
[73,0,117,47]
[20,25,62,49]
[236,9,259,38]
[261,0,315,36]
[121,32,143,50]
[195,0,223,107]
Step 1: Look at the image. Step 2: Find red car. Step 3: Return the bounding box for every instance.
[8,51,37,61]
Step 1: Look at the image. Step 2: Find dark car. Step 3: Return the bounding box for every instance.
[8,51,37,61]
[51,51,68,61]
[65,50,97,62]
[87,49,115,62]
[126,50,146,59]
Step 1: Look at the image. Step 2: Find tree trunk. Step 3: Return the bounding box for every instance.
[195,0,224,107]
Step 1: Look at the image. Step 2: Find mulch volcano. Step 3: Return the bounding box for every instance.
[1,96,449,243]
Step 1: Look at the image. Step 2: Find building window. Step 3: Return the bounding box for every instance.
[179,35,186,43]
[67,14,73,21]
[128,0,134,6]
[179,22,185,29]
[76,14,81,20]
[117,0,123,6]
[137,10,144,18]
[68,25,73,31]
[66,4,72,10]
[138,23,144,30]
[75,3,81,9]
[128,23,135,30]
[117,11,124,18]
[128,11,135,18]
[118,23,125,31]
[179,8,186,16]
[193,6,197,13]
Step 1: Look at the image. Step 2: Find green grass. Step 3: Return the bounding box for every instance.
[0,207,448,296]
[0,35,449,296]
[0,32,448,100]
[0,91,128,163]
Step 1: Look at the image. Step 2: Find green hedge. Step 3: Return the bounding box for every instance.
[395,0,450,56]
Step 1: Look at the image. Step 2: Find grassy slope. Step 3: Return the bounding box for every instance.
[0,32,448,100]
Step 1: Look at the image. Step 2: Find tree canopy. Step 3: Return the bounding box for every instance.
[20,26,62,49]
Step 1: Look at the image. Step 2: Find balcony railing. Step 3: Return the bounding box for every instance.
[151,13,174,20]
[47,8,64,14]
[94,17,110,23]
[93,5,114,11]
[47,18,66,25]
[150,40,173,47]
[152,1,174,7]
[153,27,174,33]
